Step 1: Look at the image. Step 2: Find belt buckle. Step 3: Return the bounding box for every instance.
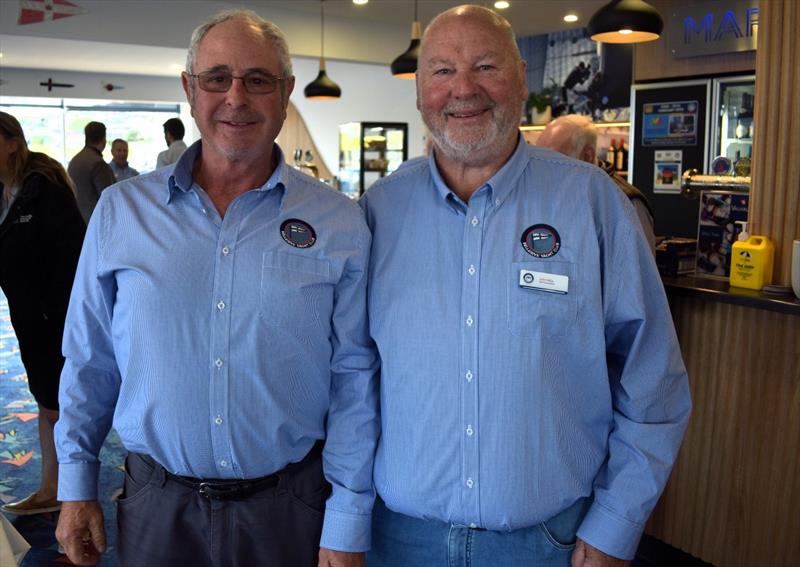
[197,482,214,499]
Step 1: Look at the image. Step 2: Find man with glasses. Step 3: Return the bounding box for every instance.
[55,9,378,567]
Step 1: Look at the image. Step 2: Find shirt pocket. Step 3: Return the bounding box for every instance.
[260,250,334,328]
[507,260,577,338]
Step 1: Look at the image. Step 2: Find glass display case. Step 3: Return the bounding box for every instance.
[338,122,408,199]
[709,76,755,174]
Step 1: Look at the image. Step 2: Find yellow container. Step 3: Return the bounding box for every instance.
[729,233,774,290]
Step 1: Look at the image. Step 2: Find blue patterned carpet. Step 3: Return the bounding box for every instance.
[1,292,123,566]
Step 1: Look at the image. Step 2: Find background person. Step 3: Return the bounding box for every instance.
[54,10,377,567]
[536,114,656,254]
[0,111,85,516]
[155,117,187,168]
[67,121,115,223]
[360,6,690,567]
[108,139,139,181]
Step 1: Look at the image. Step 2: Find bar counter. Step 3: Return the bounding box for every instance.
[646,274,800,566]
[661,275,800,317]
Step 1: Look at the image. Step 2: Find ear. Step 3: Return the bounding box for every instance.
[181,72,195,116]
[581,144,596,164]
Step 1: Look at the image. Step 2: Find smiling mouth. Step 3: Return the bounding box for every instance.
[446,107,492,120]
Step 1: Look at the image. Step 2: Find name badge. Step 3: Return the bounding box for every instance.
[518,269,569,294]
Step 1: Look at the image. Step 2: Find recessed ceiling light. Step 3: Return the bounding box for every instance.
[494,1,510,9]
[353,0,368,5]
[564,13,579,23]
[619,28,634,35]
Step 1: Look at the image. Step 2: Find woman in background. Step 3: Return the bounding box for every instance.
[0,111,85,514]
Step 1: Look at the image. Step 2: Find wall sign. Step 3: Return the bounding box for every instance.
[642,101,698,146]
[669,0,758,59]
[654,150,683,194]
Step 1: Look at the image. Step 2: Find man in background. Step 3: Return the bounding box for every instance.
[55,9,377,567]
[67,121,115,222]
[537,114,656,254]
[155,117,187,168]
[361,5,690,566]
[108,139,139,181]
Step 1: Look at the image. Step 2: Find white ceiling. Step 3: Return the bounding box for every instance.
[0,1,608,78]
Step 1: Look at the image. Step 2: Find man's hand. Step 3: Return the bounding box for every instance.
[318,547,365,567]
[55,500,107,566]
[572,539,630,567]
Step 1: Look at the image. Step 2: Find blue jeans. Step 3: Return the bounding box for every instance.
[368,497,591,567]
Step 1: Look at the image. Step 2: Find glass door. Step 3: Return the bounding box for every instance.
[709,76,755,174]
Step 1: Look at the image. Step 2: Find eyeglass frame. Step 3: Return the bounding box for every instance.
[187,70,288,95]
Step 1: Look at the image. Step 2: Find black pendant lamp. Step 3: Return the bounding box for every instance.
[391,0,421,79]
[304,0,341,99]
[588,0,664,44]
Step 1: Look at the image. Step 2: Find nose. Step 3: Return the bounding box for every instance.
[224,77,249,107]
[450,70,480,98]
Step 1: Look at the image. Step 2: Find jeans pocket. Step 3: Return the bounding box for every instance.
[539,496,592,550]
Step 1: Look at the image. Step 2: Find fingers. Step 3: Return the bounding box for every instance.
[55,501,106,566]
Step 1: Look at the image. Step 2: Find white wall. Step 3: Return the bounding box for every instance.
[0,60,425,176]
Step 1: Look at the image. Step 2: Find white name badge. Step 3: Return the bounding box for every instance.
[518,269,569,294]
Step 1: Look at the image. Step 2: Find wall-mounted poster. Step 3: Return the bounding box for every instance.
[696,190,749,278]
[654,149,683,193]
[642,101,699,146]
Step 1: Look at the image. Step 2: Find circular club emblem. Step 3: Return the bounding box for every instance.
[280,219,317,249]
[521,224,561,258]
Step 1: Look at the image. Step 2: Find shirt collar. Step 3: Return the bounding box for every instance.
[167,141,287,204]
[427,134,529,210]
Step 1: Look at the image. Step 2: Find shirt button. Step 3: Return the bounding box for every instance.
[217,300,226,311]
[469,523,478,529]
[222,246,230,255]
[466,316,473,327]
[468,265,476,276]
[220,460,228,467]
[466,478,474,488]
[214,416,223,425]
[214,358,223,368]
[471,216,479,226]
[495,198,500,206]
[466,425,474,436]
[465,371,473,382]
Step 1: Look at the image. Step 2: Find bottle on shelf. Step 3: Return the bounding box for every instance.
[606,139,617,166]
[615,141,628,173]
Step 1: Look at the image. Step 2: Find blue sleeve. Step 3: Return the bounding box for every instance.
[577,174,692,559]
[55,198,122,501]
[319,215,380,552]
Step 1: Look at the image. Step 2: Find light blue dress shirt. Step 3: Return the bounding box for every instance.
[56,142,379,551]
[360,137,691,560]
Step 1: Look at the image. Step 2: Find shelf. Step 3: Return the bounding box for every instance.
[520,121,630,131]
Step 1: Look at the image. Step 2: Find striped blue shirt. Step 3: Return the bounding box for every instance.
[360,138,691,560]
[56,142,379,551]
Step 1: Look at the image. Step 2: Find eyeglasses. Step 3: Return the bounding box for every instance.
[189,71,285,94]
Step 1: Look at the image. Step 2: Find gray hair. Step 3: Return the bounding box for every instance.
[560,114,598,157]
[421,5,523,65]
[185,9,293,100]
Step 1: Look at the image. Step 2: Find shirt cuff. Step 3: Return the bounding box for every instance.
[57,462,101,501]
[320,507,372,552]
[576,501,644,560]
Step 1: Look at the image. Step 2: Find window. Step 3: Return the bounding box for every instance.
[0,96,191,173]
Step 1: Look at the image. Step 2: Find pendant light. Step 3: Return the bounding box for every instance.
[587,0,664,44]
[390,0,420,79]
[304,0,341,99]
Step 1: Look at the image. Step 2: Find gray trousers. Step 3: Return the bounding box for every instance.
[117,445,329,567]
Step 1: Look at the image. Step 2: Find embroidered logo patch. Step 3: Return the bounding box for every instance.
[521,224,561,258]
[280,219,316,249]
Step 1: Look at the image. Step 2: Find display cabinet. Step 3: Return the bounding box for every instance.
[709,75,755,173]
[338,122,408,199]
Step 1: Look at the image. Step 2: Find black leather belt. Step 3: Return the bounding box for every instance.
[168,472,279,500]
[142,440,324,501]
